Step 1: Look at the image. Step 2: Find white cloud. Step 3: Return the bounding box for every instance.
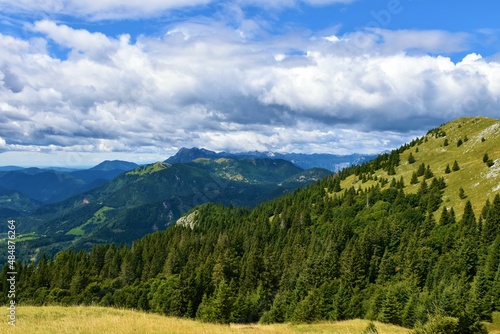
[0,0,214,20]
[1,20,500,166]
[33,20,115,55]
[373,28,470,54]
[0,0,357,20]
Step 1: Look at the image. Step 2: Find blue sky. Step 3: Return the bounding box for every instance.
[0,0,499,167]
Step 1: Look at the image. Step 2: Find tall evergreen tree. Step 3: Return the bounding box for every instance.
[410,172,419,185]
[408,153,416,164]
[445,164,451,174]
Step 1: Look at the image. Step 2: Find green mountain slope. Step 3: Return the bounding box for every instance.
[341,116,500,219]
[0,187,41,218]
[14,158,330,260]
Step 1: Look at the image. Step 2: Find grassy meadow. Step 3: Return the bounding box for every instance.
[0,306,412,334]
[341,116,500,220]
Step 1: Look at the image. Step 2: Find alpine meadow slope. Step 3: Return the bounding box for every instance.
[340,116,500,220]
[3,116,500,334]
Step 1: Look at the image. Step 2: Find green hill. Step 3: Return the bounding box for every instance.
[0,187,41,218]
[341,116,500,219]
[12,158,330,261]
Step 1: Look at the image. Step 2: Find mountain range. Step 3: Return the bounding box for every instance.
[0,160,139,207]
[0,150,373,216]
[6,114,498,264]
[166,147,376,171]
[6,157,332,261]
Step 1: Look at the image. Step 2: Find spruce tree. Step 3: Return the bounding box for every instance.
[333,178,342,192]
[387,164,396,176]
[445,164,451,174]
[424,165,434,179]
[416,163,425,177]
[390,178,397,188]
[410,172,419,185]
[439,206,450,225]
[459,187,467,199]
[493,266,500,311]
[482,195,500,244]
[408,153,416,164]
[483,153,489,163]
[452,160,460,171]
[378,292,400,324]
[397,176,405,189]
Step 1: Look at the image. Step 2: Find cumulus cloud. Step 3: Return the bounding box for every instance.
[0,19,499,165]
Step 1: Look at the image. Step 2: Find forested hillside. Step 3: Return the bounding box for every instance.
[3,117,500,333]
[7,158,329,263]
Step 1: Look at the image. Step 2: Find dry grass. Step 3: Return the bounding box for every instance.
[0,306,411,334]
[485,312,500,334]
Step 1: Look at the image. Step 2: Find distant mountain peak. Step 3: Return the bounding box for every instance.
[165,147,221,164]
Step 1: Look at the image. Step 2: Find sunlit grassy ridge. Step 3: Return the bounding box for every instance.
[125,162,171,175]
[342,116,500,218]
[1,306,411,334]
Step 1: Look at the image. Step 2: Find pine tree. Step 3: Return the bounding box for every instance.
[333,178,342,192]
[377,250,395,285]
[470,270,493,321]
[452,160,460,171]
[378,292,400,324]
[387,164,396,176]
[424,165,434,179]
[410,172,419,185]
[417,179,428,197]
[416,163,425,177]
[444,138,449,146]
[390,178,397,188]
[445,164,451,174]
[483,153,489,163]
[212,279,234,323]
[461,200,476,226]
[482,195,500,244]
[397,176,405,189]
[408,153,416,164]
[439,206,451,225]
[292,288,324,323]
[493,266,500,311]
[459,187,467,199]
